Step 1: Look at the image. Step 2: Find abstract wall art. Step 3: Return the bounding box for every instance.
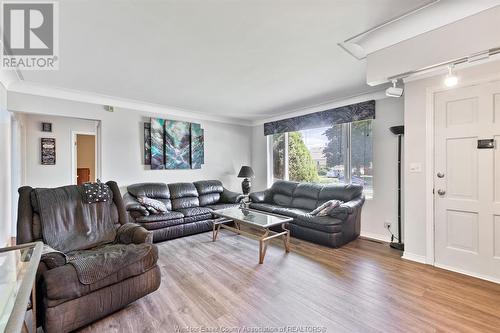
[144,118,204,170]
[164,120,191,169]
[190,123,204,169]
[41,138,56,165]
[144,122,151,165]
[150,118,165,170]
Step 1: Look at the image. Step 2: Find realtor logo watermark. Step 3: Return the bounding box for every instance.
[1,1,59,70]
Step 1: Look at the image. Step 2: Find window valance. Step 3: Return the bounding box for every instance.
[263,100,375,136]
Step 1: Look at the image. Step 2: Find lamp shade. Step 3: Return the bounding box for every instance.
[237,166,254,178]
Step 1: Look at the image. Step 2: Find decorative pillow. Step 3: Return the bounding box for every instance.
[146,206,159,214]
[82,179,110,204]
[137,196,168,213]
[310,200,342,216]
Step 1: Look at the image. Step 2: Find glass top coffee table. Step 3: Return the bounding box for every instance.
[0,241,42,333]
[212,207,293,264]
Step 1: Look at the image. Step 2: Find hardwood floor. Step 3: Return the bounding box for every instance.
[79,228,500,333]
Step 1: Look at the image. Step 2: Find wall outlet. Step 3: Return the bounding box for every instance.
[384,222,391,230]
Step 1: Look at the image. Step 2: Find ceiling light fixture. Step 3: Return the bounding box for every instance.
[386,79,404,98]
[444,64,458,87]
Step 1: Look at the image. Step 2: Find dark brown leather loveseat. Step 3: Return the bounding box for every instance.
[123,180,243,242]
[249,180,364,248]
[17,181,161,333]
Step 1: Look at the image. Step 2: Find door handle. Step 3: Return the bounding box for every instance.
[437,172,445,178]
[437,189,446,196]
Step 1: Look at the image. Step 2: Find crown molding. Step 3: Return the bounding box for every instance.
[7,81,254,126]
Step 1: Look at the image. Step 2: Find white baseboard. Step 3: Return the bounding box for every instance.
[402,252,428,264]
[434,263,500,284]
[360,232,391,243]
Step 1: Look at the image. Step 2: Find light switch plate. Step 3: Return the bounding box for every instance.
[409,163,422,173]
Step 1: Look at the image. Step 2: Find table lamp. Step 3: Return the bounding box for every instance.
[237,166,254,195]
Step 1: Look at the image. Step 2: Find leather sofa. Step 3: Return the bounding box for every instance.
[123,180,244,242]
[249,180,364,248]
[17,181,161,333]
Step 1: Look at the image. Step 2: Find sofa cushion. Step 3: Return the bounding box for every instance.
[272,207,309,218]
[273,193,293,206]
[42,244,158,301]
[127,183,170,199]
[199,193,221,206]
[169,182,198,198]
[194,180,223,195]
[318,183,363,203]
[134,211,184,223]
[172,197,199,210]
[291,197,318,211]
[271,180,298,196]
[292,215,344,233]
[291,183,320,210]
[169,183,200,210]
[175,207,212,217]
[183,214,213,223]
[140,218,185,230]
[248,203,280,214]
[293,183,321,199]
[206,203,240,211]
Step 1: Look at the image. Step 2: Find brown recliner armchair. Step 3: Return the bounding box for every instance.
[17,181,161,333]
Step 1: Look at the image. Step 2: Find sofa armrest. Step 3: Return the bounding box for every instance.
[332,195,365,215]
[115,223,153,244]
[249,190,267,203]
[41,244,67,269]
[123,192,149,216]
[220,188,244,204]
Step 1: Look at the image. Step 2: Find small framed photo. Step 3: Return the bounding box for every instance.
[41,138,56,165]
[42,122,52,132]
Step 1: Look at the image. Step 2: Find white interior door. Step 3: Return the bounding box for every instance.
[434,80,500,282]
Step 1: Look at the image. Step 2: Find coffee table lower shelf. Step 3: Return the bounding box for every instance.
[212,218,290,264]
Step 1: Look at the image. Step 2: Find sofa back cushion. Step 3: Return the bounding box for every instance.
[194,180,224,206]
[169,182,200,210]
[318,183,363,203]
[291,183,321,210]
[270,180,298,206]
[127,182,172,210]
[127,183,170,199]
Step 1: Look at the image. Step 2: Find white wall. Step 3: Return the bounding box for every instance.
[251,125,268,192]
[10,92,252,195]
[362,98,403,241]
[0,82,11,246]
[250,97,404,241]
[22,114,97,188]
[403,58,500,262]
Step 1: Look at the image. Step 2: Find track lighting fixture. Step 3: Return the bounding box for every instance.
[386,79,404,98]
[444,64,458,87]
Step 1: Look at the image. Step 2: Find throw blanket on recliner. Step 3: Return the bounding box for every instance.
[66,243,153,285]
[34,185,117,253]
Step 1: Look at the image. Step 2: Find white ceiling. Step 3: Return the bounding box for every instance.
[20,0,431,120]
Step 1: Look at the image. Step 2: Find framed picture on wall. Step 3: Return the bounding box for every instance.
[41,138,56,165]
[42,122,52,132]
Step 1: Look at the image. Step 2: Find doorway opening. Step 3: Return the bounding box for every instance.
[73,133,97,185]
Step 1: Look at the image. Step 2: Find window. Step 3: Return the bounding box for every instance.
[270,120,373,198]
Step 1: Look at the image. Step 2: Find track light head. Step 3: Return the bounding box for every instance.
[444,64,458,87]
[386,79,404,98]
